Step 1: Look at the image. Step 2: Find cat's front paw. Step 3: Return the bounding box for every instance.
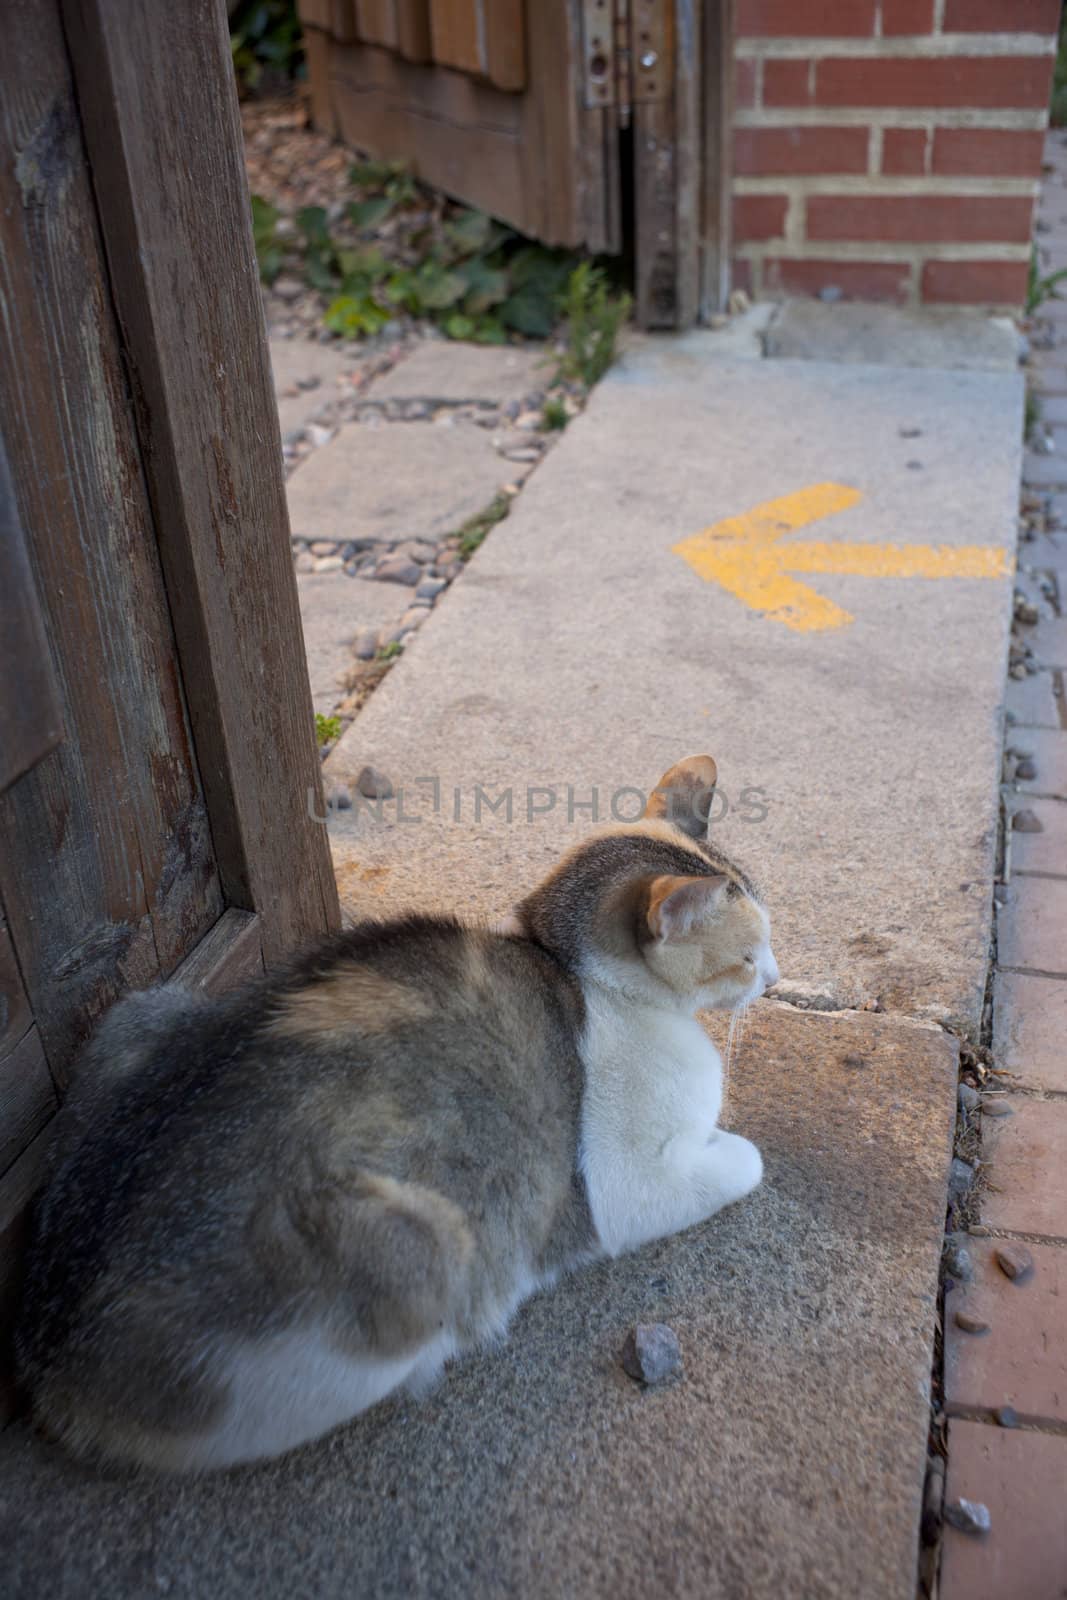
[708,1129,763,1203]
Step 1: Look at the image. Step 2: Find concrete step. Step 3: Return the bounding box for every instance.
[0,1005,956,1600]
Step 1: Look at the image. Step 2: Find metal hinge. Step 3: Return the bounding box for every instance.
[581,0,671,124]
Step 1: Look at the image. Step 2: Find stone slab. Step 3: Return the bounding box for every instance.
[945,1238,1067,1422]
[286,419,513,546]
[996,880,1067,976]
[764,303,1020,371]
[0,1005,956,1600]
[367,339,551,404]
[941,1420,1067,1600]
[993,970,1067,1092]
[328,349,1021,1028]
[979,1097,1067,1238]
[269,335,363,436]
[1007,795,1067,875]
[296,575,410,714]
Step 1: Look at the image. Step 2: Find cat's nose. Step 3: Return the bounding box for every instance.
[764,952,780,989]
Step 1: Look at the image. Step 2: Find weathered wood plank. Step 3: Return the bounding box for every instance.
[633,0,679,327]
[0,0,224,1081]
[0,1028,56,1182]
[171,909,265,995]
[61,0,340,964]
[484,0,526,92]
[395,0,433,60]
[674,0,702,328]
[0,431,62,794]
[429,0,481,75]
[699,0,733,318]
[520,0,585,245]
[0,1125,51,1424]
[355,0,398,47]
[0,919,32,1069]
[330,42,528,228]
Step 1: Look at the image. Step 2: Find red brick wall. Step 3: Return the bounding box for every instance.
[731,0,1060,309]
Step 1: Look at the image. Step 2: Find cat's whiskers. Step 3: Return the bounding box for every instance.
[723,999,751,1114]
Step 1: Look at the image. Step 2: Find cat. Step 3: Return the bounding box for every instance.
[15,754,778,1473]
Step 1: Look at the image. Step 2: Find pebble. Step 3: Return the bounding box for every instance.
[620,1323,683,1386]
[994,1405,1019,1428]
[921,1458,945,1545]
[948,1157,975,1199]
[899,426,923,439]
[982,1099,1013,1119]
[392,540,437,565]
[273,275,304,303]
[398,607,427,631]
[503,445,542,463]
[306,424,335,449]
[818,284,843,303]
[313,556,344,573]
[995,1243,1034,1283]
[310,540,338,556]
[356,765,394,800]
[958,1083,980,1113]
[294,551,315,573]
[416,577,446,600]
[1012,808,1044,833]
[943,1234,974,1283]
[295,374,322,392]
[352,629,380,661]
[1015,756,1038,780]
[944,1498,991,1537]
[968,1223,991,1237]
[327,782,352,811]
[374,558,423,585]
[954,1310,990,1335]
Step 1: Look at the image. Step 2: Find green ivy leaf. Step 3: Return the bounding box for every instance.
[349,195,395,232]
[413,264,467,310]
[443,313,475,340]
[444,208,493,255]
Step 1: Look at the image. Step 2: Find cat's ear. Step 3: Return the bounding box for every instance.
[643,754,718,839]
[647,874,728,940]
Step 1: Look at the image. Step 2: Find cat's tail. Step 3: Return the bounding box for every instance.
[69,982,206,1089]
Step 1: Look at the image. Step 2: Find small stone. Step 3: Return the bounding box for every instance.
[968,1224,991,1237]
[954,1310,990,1335]
[948,1158,975,1200]
[295,374,322,392]
[273,275,304,303]
[416,577,446,600]
[994,1405,1019,1428]
[899,426,922,439]
[982,1099,1013,1119]
[294,551,315,573]
[1012,808,1044,833]
[620,1323,683,1386]
[398,607,427,631]
[313,556,344,573]
[943,1234,974,1283]
[310,540,339,556]
[391,540,437,565]
[503,445,542,464]
[944,1498,991,1537]
[352,629,379,661]
[818,284,843,304]
[921,1458,945,1545]
[327,782,352,811]
[958,1083,980,1112]
[374,558,423,586]
[306,424,335,449]
[906,460,924,470]
[995,1243,1034,1283]
[1014,598,1041,625]
[356,766,394,800]
[1015,756,1038,780]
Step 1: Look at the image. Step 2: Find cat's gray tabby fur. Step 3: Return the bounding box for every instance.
[16,756,777,1472]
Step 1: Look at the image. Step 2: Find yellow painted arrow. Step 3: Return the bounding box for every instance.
[672,482,1012,633]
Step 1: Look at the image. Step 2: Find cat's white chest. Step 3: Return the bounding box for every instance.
[577,985,725,1257]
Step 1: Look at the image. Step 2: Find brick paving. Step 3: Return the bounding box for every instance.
[939,127,1067,1600]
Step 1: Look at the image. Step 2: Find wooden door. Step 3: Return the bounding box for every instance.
[0,0,339,1416]
[299,0,734,327]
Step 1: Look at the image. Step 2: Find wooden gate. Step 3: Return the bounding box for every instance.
[299,0,733,328]
[0,0,339,1414]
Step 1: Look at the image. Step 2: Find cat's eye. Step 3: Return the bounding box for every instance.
[742,954,756,968]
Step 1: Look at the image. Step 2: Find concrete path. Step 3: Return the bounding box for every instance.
[0,309,1025,1597]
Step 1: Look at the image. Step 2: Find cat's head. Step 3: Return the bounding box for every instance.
[514,755,778,1012]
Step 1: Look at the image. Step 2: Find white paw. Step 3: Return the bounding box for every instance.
[709,1129,763,1201]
